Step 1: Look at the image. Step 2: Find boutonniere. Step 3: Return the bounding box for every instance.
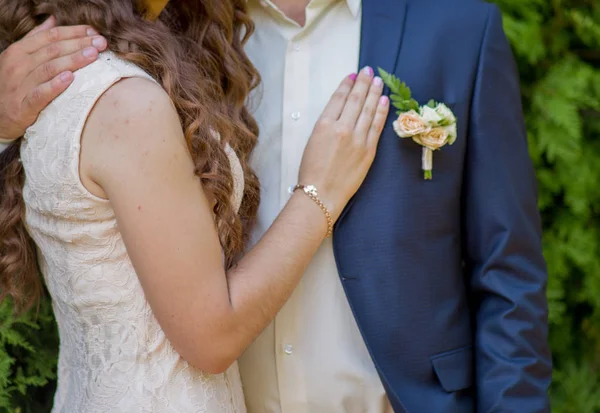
[378,68,457,180]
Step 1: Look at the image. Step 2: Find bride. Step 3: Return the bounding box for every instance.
[0,0,389,411]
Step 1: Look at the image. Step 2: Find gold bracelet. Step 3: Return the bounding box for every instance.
[291,184,333,238]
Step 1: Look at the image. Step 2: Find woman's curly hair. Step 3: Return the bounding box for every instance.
[0,0,261,313]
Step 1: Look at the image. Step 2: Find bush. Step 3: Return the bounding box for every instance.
[0,299,57,413]
[0,0,599,411]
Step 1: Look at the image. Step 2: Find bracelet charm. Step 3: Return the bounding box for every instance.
[290,184,333,238]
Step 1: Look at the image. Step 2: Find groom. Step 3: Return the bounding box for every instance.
[0,0,551,411]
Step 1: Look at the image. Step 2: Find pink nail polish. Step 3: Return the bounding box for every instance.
[363,66,374,77]
[373,76,383,87]
[349,73,357,81]
[379,96,389,106]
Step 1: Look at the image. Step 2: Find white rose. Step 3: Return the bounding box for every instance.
[393,110,430,137]
[435,103,456,125]
[444,123,458,145]
[419,105,443,126]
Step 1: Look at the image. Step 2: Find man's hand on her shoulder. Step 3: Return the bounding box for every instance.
[0,16,107,141]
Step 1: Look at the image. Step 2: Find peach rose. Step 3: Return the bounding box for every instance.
[413,127,450,150]
[393,110,430,138]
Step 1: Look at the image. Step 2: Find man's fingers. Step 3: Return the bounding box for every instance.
[24,16,57,38]
[20,25,98,54]
[339,66,374,127]
[32,36,107,68]
[319,75,355,121]
[23,71,74,116]
[29,47,100,85]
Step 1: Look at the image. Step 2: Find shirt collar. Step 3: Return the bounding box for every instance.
[308,0,361,18]
[252,0,361,19]
[345,0,361,18]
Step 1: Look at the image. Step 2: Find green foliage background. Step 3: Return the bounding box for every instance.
[1,0,599,411]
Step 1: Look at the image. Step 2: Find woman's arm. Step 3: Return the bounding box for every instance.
[81,69,388,374]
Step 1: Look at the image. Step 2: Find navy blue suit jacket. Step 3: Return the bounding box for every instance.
[333,1,552,411]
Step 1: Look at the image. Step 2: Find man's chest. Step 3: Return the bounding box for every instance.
[244,6,361,209]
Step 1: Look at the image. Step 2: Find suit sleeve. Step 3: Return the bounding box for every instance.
[463,5,552,412]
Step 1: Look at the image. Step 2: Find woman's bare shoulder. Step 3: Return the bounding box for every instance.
[80,76,187,196]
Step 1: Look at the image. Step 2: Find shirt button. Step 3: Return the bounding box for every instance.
[292,43,300,52]
[291,111,301,120]
[283,344,294,355]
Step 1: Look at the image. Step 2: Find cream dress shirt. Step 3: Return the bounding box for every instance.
[240,1,393,412]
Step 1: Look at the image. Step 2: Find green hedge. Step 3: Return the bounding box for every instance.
[0,299,57,413]
[1,0,599,411]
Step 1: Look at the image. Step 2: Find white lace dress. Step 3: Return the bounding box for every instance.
[20,52,247,413]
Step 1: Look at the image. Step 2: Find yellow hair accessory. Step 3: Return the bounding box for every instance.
[144,0,169,21]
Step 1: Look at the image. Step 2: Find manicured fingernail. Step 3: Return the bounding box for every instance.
[349,73,357,81]
[92,36,106,49]
[373,76,383,87]
[363,66,374,77]
[379,96,389,106]
[87,28,98,36]
[82,47,97,58]
[59,71,73,83]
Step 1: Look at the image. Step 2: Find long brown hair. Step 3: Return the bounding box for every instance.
[0,0,261,313]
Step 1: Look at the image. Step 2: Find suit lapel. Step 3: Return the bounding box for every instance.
[358,0,408,74]
[335,0,409,229]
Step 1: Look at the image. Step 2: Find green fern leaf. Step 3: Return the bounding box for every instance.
[378,68,419,112]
